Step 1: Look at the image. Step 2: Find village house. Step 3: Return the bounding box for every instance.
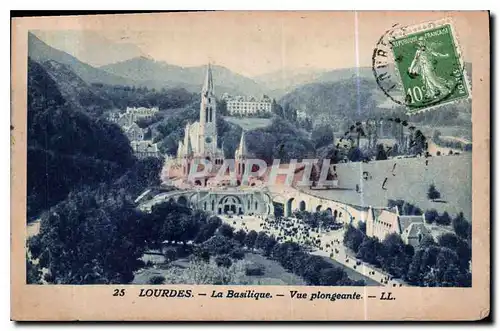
[365,206,430,247]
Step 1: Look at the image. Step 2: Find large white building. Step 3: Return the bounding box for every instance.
[222,94,272,116]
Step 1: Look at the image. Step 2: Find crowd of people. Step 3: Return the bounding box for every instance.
[221,212,403,286]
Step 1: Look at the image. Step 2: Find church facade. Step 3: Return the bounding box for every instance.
[174,64,253,186]
[176,64,225,168]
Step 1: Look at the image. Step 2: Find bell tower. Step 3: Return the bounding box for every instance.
[235,131,248,177]
[199,63,217,157]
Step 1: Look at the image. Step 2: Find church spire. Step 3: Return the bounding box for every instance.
[235,131,248,159]
[177,141,184,159]
[202,63,214,95]
[186,135,193,156]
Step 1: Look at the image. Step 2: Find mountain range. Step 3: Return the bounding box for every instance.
[28,32,267,97]
[32,30,148,67]
[99,57,266,96]
[28,32,133,86]
[27,31,472,130]
[28,32,384,99]
[254,67,375,97]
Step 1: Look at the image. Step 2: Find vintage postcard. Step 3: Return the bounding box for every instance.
[11,11,490,321]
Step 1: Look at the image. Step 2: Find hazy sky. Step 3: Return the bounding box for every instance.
[33,11,476,77]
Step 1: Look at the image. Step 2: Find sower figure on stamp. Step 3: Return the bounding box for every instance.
[408,38,451,99]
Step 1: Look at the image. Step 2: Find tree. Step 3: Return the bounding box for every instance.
[244,230,258,249]
[437,233,459,250]
[26,258,42,284]
[233,229,247,244]
[216,99,228,116]
[410,129,426,155]
[452,212,471,240]
[254,231,270,250]
[388,199,405,211]
[148,275,166,284]
[263,235,278,257]
[407,248,427,285]
[436,211,451,226]
[343,224,365,253]
[31,188,147,284]
[218,223,234,238]
[378,233,412,279]
[271,99,284,118]
[424,209,439,224]
[418,235,436,249]
[401,202,422,216]
[215,255,232,268]
[195,217,222,243]
[201,235,240,256]
[356,236,380,265]
[311,125,334,149]
[301,255,329,285]
[427,184,441,201]
[348,147,364,162]
[163,247,178,262]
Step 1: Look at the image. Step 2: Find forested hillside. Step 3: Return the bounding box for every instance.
[280,74,472,130]
[38,57,197,117]
[27,58,136,218]
[280,78,387,124]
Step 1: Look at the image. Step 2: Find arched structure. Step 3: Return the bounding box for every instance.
[138,188,274,217]
[267,186,358,224]
[218,195,244,215]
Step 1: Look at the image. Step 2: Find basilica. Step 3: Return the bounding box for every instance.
[173,64,252,186]
[176,64,225,165]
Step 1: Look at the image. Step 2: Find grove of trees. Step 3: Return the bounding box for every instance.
[343,222,471,287]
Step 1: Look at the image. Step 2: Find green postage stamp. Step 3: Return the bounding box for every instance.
[391,23,470,111]
[373,18,471,113]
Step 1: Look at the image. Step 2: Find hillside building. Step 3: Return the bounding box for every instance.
[108,106,159,127]
[124,122,145,141]
[365,206,430,248]
[107,106,161,159]
[125,106,159,119]
[131,140,161,158]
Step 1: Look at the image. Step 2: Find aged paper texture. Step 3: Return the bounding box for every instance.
[11,11,490,321]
